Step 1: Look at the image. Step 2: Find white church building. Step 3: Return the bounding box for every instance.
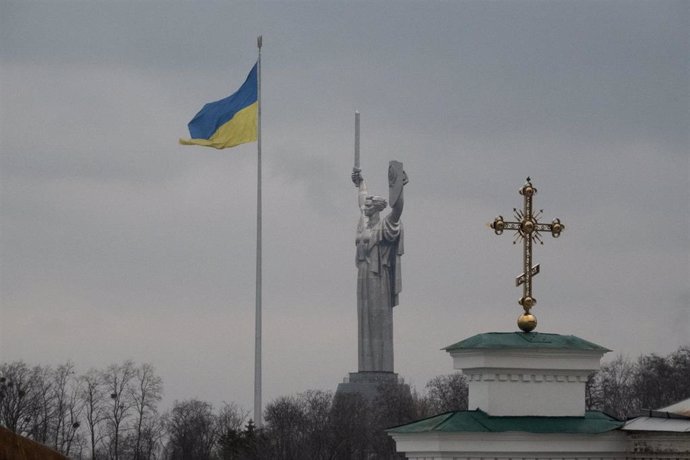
[389,331,628,460]
[387,331,690,459]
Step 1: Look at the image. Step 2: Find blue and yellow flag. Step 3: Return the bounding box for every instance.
[180,63,258,149]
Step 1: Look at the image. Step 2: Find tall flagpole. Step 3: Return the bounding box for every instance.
[254,35,263,428]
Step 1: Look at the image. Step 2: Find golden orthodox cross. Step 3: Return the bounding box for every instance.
[490,177,564,332]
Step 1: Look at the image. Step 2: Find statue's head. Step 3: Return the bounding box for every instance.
[364,195,387,217]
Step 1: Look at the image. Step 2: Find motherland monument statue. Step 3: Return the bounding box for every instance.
[336,112,410,399]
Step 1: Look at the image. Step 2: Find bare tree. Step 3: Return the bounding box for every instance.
[216,402,249,435]
[102,360,136,460]
[133,413,166,460]
[370,383,415,459]
[587,355,638,419]
[28,364,54,444]
[632,346,690,411]
[80,368,106,460]
[129,363,163,460]
[299,390,333,460]
[63,386,85,458]
[424,373,468,415]
[0,361,43,436]
[263,395,308,460]
[215,402,250,459]
[165,399,218,460]
[49,362,84,456]
[329,392,370,460]
[668,346,690,402]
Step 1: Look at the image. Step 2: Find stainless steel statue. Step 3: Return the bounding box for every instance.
[351,162,407,372]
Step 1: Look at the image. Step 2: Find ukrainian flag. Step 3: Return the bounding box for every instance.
[180,63,258,149]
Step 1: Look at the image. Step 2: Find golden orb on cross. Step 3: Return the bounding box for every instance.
[518,313,537,332]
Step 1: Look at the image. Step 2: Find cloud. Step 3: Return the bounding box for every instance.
[1,0,687,413]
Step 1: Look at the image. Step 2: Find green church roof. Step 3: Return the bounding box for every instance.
[388,410,623,434]
[444,332,610,352]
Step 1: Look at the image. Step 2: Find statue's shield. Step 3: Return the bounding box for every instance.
[388,160,404,208]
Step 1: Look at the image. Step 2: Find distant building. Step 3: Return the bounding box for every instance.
[623,397,690,458]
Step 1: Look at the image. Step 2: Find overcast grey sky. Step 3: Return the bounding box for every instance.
[1,0,688,414]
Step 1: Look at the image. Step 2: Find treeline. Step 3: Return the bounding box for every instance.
[1,346,688,459]
[0,360,465,459]
[0,361,164,459]
[585,346,690,419]
[169,376,466,460]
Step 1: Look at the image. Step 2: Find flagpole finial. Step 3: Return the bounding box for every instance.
[257,35,263,49]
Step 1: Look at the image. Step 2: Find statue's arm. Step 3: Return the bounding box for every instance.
[352,168,367,210]
[389,188,403,223]
[358,180,368,210]
[389,170,408,223]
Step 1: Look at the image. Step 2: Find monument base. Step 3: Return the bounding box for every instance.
[336,371,409,401]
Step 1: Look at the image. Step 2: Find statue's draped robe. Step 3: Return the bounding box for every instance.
[356,213,403,372]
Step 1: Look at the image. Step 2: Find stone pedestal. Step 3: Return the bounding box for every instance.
[336,371,408,401]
